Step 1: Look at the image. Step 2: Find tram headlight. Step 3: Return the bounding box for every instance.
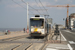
[41,29,44,34]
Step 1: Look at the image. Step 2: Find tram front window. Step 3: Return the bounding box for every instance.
[30,19,44,28]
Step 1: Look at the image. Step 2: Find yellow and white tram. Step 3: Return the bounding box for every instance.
[29,15,49,37]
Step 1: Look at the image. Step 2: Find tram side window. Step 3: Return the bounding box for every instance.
[41,21,43,26]
[41,21,44,28]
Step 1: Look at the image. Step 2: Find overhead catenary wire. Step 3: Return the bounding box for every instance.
[21,0,41,15]
[12,0,27,9]
[12,0,33,13]
[39,0,49,16]
[35,0,44,13]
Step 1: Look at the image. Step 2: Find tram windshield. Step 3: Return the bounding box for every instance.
[30,19,44,28]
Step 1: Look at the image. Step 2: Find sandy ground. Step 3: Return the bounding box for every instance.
[0,31,26,36]
[0,31,28,40]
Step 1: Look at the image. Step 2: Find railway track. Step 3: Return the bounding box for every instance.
[0,35,47,50]
[0,35,46,43]
[0,31,61,50]
[12,43,32,50]
[1,35,29,41]
[0,43,32,50]
[0,43,45,50]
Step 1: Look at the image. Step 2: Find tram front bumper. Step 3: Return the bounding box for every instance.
[30,33,46,36]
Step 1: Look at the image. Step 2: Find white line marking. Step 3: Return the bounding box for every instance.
[60,31,67,41]
[68,44,73,50]
[69,41,75,44]
[46,48,57,50]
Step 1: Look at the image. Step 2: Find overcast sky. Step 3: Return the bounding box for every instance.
[0,0,75,28]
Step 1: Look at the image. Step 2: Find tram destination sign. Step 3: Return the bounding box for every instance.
[30,18,40,20]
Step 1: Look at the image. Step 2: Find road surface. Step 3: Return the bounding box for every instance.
[60,29,75,50]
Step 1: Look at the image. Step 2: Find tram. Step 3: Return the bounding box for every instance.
[29,15,49,37]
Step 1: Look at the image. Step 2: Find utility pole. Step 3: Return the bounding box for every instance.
[27,3,29,29]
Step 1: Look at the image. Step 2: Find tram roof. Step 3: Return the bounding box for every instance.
[30,17,45,19]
